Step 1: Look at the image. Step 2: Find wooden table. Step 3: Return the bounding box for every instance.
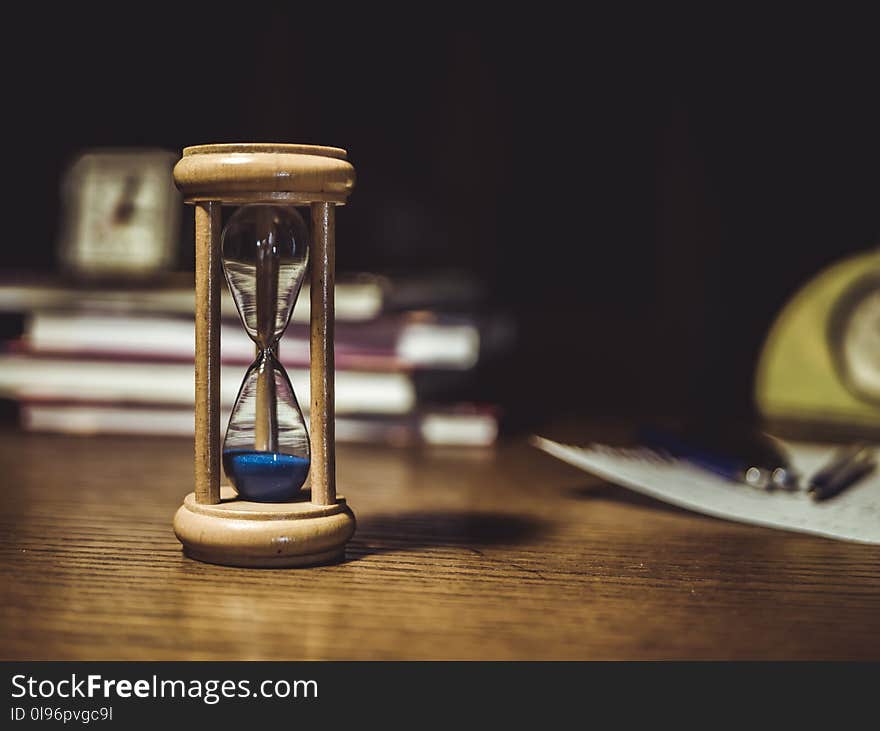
[1,427,878,660]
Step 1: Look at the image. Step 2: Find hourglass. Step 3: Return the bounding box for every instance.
[221,204,311,502]
[171,144,356,567]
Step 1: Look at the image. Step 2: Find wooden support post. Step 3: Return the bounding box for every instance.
[310,202,336,506]
[194,201,222,505]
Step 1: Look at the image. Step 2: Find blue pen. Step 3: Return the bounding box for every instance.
[639,428,797,491]
[808,444,876,501]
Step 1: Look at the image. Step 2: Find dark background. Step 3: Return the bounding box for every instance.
[4,10,878,429]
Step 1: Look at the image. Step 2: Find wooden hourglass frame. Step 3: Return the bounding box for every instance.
[172,143,356,567]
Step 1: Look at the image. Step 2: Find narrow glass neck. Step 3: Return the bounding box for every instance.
[253,350,278,453]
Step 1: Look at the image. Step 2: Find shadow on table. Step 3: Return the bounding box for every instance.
[347,510,546,561]
[565,482,707,519]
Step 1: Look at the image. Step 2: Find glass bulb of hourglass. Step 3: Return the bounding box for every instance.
[221,204,310,502]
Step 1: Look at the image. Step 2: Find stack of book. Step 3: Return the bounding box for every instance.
[0,272,512,447]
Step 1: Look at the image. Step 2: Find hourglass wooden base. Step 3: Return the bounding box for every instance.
[173,487,356,568]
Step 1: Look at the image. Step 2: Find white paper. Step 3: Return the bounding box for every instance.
[532,436,880,544]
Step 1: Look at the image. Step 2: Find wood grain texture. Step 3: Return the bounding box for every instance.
[309,202,336,506]
[1,427,879,660]
[183,143,348,159]
[193,202,221,505]
[173,144,355,204]
[174,488,356,568]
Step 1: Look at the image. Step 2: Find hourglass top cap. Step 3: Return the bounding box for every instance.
[173,143,355,205]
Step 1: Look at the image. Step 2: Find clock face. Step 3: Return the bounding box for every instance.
[830,275,880,404]
[60,149,181,278]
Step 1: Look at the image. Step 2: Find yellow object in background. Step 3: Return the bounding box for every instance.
[755,249,880,434]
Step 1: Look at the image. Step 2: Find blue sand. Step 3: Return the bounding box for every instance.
[222,450,310,502]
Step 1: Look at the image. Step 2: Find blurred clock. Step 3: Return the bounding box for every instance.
[59,148,181,278]
[829,273,880,405]
[755,249,880,436]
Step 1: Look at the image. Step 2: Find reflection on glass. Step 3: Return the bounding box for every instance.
[221,205,310,501]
